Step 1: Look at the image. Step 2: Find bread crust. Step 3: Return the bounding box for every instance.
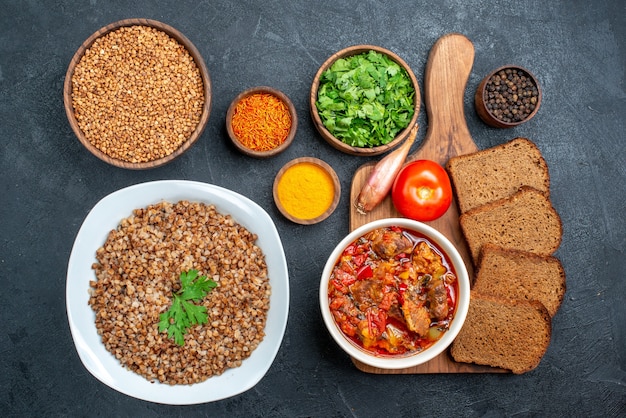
[446,137,550,213]
[450,291,552,374]
[459,186,563,263]
[473,244,566,317]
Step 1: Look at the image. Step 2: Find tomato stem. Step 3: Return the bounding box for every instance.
[417,186,434,200]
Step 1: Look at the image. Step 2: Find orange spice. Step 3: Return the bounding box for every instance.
[231,93,292,151]
[276,162,335,220]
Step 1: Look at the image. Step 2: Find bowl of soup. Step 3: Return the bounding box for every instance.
[319,218,470,369]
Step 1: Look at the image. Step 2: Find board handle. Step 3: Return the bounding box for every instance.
[408,33,478,164]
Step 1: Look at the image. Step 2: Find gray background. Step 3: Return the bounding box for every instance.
[1,0,624,416]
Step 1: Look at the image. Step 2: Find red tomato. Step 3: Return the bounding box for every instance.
[391,160,452,221]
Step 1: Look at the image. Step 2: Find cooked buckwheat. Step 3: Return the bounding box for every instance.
[88,200,271,385]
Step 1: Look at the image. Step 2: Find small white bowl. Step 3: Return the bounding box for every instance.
[319,218,470,370]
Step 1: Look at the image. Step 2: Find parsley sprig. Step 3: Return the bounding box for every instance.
[158,269,217,346]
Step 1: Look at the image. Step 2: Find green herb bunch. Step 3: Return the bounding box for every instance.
[316,50,415,148]
[158,269,217,346]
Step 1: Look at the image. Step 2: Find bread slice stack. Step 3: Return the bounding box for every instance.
[445,137,565,374]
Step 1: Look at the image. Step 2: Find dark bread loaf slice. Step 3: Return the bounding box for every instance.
[446,138,550,213]
[450,291,552,374]
[473,244,566,317]
[459,186,562,263]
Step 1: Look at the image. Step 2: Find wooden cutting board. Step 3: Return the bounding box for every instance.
[348,33,506,374]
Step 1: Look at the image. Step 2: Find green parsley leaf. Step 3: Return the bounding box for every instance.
[158,269,217,346]
[316,50,415,148]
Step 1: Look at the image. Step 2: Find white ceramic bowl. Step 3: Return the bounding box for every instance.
[319,218,470,369]
[66,180,289,404]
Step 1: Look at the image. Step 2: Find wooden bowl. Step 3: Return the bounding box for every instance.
[226,87,297,158]
[273,157,340,225]
[474,65,542,128]
[63,18,212,169]
[310,45,420,156]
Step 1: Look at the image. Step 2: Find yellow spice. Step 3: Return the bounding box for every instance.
[277,162,335,220]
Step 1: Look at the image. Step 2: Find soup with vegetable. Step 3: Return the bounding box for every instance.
[327,226,458,356]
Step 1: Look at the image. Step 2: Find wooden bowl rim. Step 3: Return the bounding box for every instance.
[309,44,421,156]
[273,157,341,225]
[225,86,298,159]
[63,18,212,169]
[474,64,542,128]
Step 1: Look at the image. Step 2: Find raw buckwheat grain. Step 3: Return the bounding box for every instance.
[71,25,205,163]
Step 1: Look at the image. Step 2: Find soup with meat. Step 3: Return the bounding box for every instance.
[327,226,458,356]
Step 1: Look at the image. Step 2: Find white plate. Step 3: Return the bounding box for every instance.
[66,180,289,405]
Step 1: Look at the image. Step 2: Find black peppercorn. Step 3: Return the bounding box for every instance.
[482,67,539,123]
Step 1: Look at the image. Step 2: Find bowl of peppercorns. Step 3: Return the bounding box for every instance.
[64,19,212,169]
[474,65,541,128]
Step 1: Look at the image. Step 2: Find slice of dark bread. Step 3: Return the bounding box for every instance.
[459,186,563,263]
[450,291,552,374]
[473,244,566,317]
[446,138,550,213]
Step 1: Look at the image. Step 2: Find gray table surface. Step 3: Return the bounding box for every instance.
[1,1,624,416]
